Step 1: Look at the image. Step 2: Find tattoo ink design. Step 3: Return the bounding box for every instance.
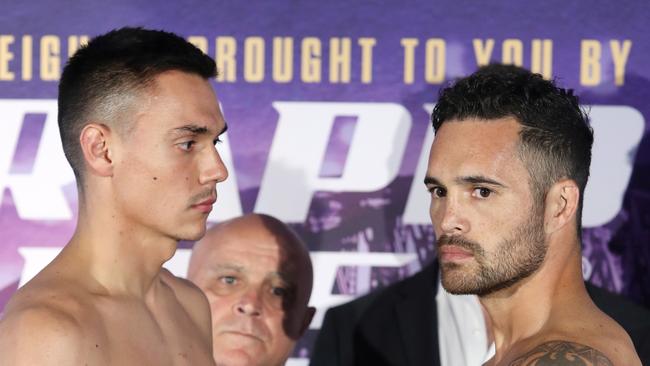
[509,341,613,366]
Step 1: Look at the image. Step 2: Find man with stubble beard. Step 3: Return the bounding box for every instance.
[425,64,641,365]
[0,27,228,365]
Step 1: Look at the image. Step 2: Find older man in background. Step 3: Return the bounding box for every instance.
[189,214,315,366]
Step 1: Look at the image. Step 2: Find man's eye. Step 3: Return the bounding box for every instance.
[473,187,492,198]
[219,276,237,285]
[430,186,447,198]
[213,138,223,146]
[271,287,287,297]
[178,141,196,151]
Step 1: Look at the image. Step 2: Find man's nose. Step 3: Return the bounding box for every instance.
[234,289,263,317]
[199,146,228,185]
[435,196,470,235]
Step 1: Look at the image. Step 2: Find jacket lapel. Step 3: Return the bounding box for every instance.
[394,261,441,366]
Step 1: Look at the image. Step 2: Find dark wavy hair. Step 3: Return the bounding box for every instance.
[58,27,217,183]
[431,64,593,233]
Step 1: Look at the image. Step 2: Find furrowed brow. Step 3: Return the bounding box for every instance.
[457,175,507,188]
[171,124,210,136]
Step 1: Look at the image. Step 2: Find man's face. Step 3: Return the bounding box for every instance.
[110,70,228,241]
[425,117,547,296]
[189,225,312,366]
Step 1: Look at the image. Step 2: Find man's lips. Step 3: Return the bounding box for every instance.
[220,330,264,343]
[438,245,474,261]
[192,197,216,213]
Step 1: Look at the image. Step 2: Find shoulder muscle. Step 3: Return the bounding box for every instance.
[509,341,613,366]
[161,270,212,337]
[0,305,86,365]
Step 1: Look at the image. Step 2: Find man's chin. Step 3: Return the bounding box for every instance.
[214,347,265,366]
[440,267,484,295]
[184,230,206,242]
[172,224,208,242]
[441,270,525,297]
[441,281,476,295]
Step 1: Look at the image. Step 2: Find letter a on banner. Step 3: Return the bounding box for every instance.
[255,102,411,222]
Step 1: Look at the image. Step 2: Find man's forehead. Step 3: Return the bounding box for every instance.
[436,117,520,145]
[141,70,225,131]
[204,231,290,268]
[196,216,310,275]
[428,117,525,180]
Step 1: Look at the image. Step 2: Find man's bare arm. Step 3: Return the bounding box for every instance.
[509,341,614,366]
[0,306,87,365]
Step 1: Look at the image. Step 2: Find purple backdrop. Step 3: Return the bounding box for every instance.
[1,0,649,360]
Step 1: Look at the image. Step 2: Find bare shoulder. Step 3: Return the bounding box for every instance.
[0,302,88,364]
[159,269,212,333]
[509,341,613,365]
[508,300,643,365]
[160,268,210,308]
[508,340,641,366]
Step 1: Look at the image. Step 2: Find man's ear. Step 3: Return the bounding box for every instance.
[298,306,316,337]
[79,123,113,177]
[544,179,579,234]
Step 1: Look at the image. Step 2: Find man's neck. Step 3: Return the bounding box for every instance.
[65,202,178,298]
[478,241,585,363]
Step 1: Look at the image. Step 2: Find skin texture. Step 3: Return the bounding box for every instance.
[425,117,641,366]
[188,214,316,366]
[0,70,228,365]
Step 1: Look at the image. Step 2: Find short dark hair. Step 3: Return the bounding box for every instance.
[58,27,217,182]
[431,64,593,233]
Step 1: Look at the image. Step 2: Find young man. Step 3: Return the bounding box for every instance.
[426,64,641,365]
[0,27,228,365]
[188,214,316,366]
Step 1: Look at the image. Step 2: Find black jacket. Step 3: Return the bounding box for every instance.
[311,262,440,366]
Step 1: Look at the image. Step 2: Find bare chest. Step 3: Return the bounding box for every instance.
[90,299,213,366]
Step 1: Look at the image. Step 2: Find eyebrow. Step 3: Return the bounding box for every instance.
[424,176,442,187]
[210,265,292,283]
[173,124,208,135]
[267,271,292,285]
[212,263,244,272]
[170,123,228,137]
[457,175,507,188]
[424,175,507,188]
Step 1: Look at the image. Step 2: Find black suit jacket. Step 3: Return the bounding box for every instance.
[310,260,650,366]
[311,262,440,366]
